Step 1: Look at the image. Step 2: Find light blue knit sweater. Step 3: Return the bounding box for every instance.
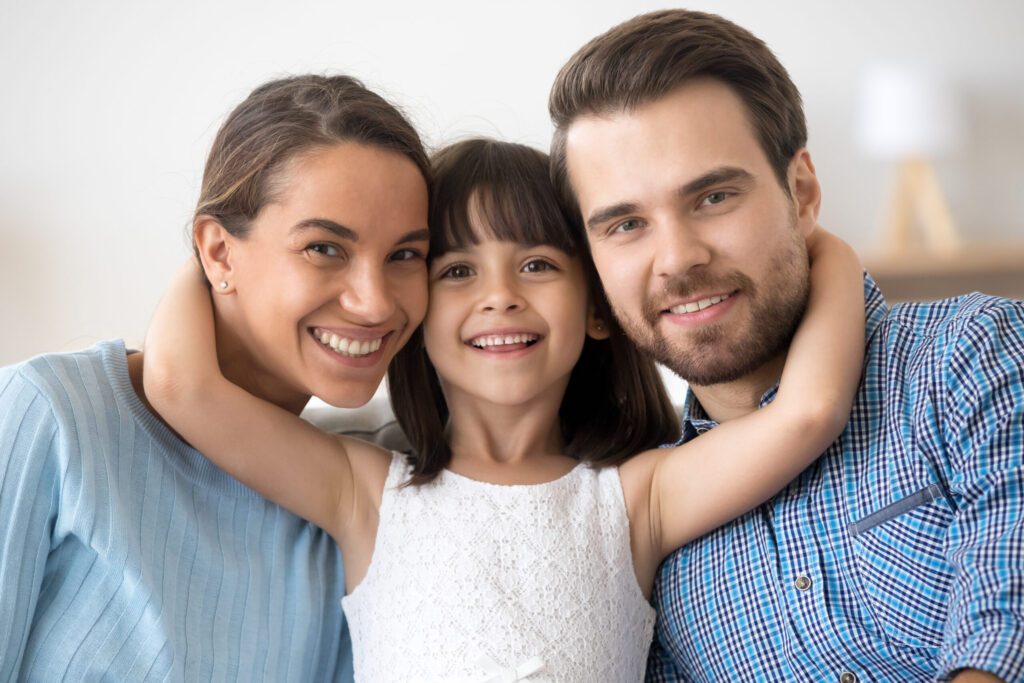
[0,340,354,681]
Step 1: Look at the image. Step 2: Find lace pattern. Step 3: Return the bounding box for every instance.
[342,453,655,682]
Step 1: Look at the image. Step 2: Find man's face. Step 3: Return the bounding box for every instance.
[564,78,818,386]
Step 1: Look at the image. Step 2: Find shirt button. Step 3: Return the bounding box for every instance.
[794,575,813,591]
[839,672,858,683]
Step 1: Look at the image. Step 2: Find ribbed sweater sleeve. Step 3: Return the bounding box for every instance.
[0,342,353,682]
[0,366,60,681]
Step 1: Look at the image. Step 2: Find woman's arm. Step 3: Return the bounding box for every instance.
[644,229,864,559]
[143,264,372,541]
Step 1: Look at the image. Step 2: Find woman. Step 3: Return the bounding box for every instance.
[0,74,429,682]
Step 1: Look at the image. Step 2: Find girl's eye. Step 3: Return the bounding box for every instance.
[307,243,341,258]
[439,263,474,279]
[522,259,556,274]
[390,248,425,263]
[701,191,731,206]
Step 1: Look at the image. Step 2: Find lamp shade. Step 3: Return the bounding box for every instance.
[856,64,963,160]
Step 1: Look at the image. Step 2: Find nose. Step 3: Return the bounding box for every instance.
[338,260,397,324]
[478,270,525,314]
[653,219,712,279]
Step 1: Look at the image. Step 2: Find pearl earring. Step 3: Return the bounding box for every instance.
[219,281,228,290]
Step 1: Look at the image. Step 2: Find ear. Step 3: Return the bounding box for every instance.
[787,149,822,239]
[193,215,237,294]
[586,306,611,341]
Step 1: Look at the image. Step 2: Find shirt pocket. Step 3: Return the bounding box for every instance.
[848,483,956,651]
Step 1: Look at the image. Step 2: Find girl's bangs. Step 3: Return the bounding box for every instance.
[429,140,581,259]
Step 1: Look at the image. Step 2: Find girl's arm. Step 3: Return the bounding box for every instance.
[641,229,864,560]
[142,264,377,541]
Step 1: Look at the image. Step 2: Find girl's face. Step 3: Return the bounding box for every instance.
[216,142,430,408]
[423,222,600,414]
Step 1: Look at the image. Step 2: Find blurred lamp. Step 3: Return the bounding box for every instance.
[856,65,963,254]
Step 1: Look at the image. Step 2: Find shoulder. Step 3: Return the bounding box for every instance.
[0,346,120,491]
[870,294,1024,369]
[883,293,1023,339]
[3,341,124,412]
[1,341,133,463]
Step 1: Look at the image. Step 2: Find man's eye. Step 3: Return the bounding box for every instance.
[612,219,642,234]
[440,263,473,279]
[307,243,341,257]
[702,191,731,206]
[522,259,556,274]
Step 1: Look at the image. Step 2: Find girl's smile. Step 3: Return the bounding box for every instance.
[424,235,598,411]
[466,329,543,355]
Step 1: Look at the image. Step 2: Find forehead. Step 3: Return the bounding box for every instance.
[564,79,770,212]
[264,142,428,234]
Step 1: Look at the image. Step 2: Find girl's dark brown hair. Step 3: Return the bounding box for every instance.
[192,74,429,260]
[388,138,679,485]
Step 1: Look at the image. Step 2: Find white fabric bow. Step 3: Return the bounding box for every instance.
[476,654,545,683]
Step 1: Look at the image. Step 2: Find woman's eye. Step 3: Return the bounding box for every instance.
[390,248,424,263]
[307,243,341,258]
[522,259,556,274]
[440,263,473,279]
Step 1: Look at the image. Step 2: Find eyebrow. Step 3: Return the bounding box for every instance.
[585,166,755,232]
[678,166,754,197]
[291,218,358,241]
[291,220,429,245]
[586,201,641,233]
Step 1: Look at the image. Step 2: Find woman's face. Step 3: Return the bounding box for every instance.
[220,142,429,408]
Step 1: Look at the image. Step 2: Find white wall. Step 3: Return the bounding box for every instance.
[2,0,1022,403]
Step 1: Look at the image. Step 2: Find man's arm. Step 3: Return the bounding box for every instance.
[952,670,1004,682]
[0,368,61,680]
[938,298,1024,683]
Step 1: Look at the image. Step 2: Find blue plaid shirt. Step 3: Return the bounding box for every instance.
[646,278,1024,682]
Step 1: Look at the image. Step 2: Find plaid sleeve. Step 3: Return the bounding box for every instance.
[645,629,687,682]
[937,299,1024,682]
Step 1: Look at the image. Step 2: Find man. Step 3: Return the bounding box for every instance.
[549,10,1023,682]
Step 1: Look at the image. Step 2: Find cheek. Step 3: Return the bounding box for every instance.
[421,302,453,360]
[396,271,429,326]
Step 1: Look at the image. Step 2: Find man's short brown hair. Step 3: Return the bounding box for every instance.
[549,9,807,215]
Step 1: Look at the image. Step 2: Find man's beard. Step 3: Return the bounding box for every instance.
[612,229,810,387]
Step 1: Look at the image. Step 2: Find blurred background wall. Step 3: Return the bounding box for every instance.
[2,0,1022,402]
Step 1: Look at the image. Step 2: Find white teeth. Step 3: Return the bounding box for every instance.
[470,334,539,348]
[313,328,383,357]
[669,293,730,315]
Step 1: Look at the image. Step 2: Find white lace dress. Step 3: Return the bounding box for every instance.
[341,452,656,683]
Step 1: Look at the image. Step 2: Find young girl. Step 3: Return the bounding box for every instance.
[144,139,864,682]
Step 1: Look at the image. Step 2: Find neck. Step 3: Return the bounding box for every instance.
[213,304,310,416]
[443,385,575,483]
[688,352,786,423]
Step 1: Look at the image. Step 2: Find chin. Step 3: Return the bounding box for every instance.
[314,381,381,409]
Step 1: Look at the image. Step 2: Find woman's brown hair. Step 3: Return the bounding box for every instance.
[192,74,429,260]
[388,138,679,485]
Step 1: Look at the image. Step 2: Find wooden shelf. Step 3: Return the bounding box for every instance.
[862,244,1024,302]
